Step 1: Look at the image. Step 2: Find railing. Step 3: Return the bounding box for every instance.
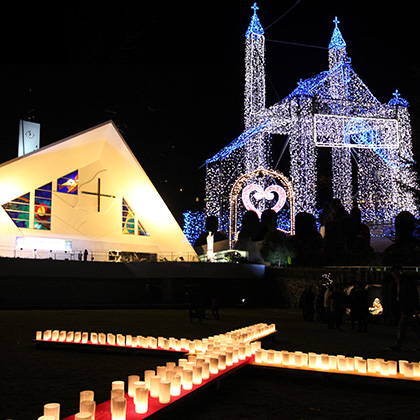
[0,245,199,263]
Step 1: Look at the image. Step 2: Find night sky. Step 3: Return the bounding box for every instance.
[0,1,418,225]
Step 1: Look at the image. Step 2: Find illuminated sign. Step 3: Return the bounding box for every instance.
[15,236,72,251]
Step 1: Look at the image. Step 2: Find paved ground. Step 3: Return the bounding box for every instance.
[1,307,420,420]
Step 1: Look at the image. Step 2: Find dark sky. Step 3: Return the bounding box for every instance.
[0,1,418,224]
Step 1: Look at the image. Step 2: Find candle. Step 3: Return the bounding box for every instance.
[66,331,74,342]
[58,331,66,342]
[156,366,167,379]
[337,356,346,372]
[170,375,181,396]
[43,330,52,340]
[357,359,367,374]
[111,397,126,420]
[282,351,290,366]
[133,381,146,404]
[135,387,149,414]
[183,370,193,390]
[209,357,219,374]
[367,359,377,374]
[111,389,124,401]
[98,333,106,344]
[144,370,155,389]
[44,403,60,420]
[159,380,171,404]
[90,333,98,344]
[150,376,161,398]
[38,416,55,420]
[193,366,203,385]
[128,375,140,397]
[218,354,227,370]
[79,400,95,419]
[82,332,89,344]
[107,334,115,346]
[174,366,184,384]
[112,381,124,392]
[294,351,303,367]
[80,390,94,403]
[74,332,82,343]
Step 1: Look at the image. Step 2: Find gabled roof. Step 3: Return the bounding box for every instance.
[285,62,381,106]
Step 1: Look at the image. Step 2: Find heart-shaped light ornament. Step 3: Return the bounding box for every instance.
[241,184,287,218]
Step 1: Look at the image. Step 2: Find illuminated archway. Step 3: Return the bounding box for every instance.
[229,168,295,247]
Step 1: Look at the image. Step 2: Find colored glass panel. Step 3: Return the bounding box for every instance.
[122,198,148,236]
[2,193,30,228]
[122,198,135,234]
[34,183,52,230]
[57,170,78,194]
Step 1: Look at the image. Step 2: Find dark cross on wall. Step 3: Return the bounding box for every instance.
[81,178,115,212]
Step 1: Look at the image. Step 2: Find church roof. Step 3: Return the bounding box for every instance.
[329,17,346,49]
[245,3,264,37]
[0,121,196,259]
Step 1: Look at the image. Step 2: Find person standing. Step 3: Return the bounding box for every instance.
[387,266,420,351]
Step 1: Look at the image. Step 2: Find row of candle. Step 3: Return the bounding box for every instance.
[35,323,275,354]
[35,323,274,419]
[253,348,420,379]
[37,393,96,420]
[108,343,263,419]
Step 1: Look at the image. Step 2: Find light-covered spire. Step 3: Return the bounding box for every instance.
[329,17,346,49]
[245,2,264,38]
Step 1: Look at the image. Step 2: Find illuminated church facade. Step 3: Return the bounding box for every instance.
[204,4,418,243]
[0,121,196,261]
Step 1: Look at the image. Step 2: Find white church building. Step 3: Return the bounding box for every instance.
[0,121,197,262]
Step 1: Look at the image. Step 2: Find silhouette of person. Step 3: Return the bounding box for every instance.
[234,210,261,262]
[350,206,370,246]
[339,216,374,265]
[287,212,323,266]
[83,249,88,261]
[387,266,420,351]
[383,211,420,266]
[351,282,371,332]
[194,215,227,249]
[257,209,290,265]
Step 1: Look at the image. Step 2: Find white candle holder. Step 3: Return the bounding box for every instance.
[80,400,95,418]
[135,387,149,414]
[111,397,126,420]
[159,380,171,404]
[80,390,94,403]
[112,381,125,392]
[182,370,193,390]
[150,375,161,398]
[44,402,60,420]
[128,375,140,397]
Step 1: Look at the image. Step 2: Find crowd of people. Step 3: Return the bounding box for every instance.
[193,202,420,349]
[194,199,420,268]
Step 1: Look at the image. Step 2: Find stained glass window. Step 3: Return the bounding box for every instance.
[34,183,52,230]
[122,198,148,236]
[57,170,78,194]
[2,193,30,228]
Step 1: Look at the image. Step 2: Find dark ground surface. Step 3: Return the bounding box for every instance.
[1,307,420,420]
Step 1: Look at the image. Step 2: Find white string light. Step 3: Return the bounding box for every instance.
[199,5,418,244]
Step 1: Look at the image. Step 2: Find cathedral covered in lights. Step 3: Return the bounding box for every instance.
[204,4,418,245]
